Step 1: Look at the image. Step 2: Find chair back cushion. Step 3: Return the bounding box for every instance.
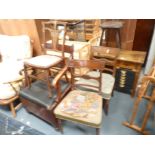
[0,35,32,62]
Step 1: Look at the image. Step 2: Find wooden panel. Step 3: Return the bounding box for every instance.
[0,19,42,56]
[133,19,155,51]
[133,19,155,65]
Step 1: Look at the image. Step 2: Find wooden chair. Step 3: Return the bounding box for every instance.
[0,35,32,117]
[24,21,73,98]
[76,46,118,115]
[54,59,105,134]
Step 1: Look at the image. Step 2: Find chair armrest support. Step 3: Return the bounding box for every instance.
[52,65,68,88]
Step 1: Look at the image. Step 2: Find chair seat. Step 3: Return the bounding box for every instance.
[24,55,62,68]
[76,71,115,99]
[46,50,71,58]
[54,90,102,128]
[101,21,123,29]
[19,78,70,110]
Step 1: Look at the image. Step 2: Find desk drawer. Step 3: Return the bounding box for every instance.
[116,61,141,71]
[115,68,135,94]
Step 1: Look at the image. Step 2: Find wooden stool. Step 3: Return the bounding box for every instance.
[100,21,123,48]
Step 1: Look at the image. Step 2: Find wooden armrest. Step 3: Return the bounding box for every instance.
[142,76,155,84]
[19,67,33,76]
[52,65,68,88]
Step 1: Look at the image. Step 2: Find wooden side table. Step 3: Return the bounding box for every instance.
[92,46,146,97]
[117,50,146,97]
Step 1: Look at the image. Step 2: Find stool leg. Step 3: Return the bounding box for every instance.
[10,102,16,117]
[103,99,109,115]
[58,119,63,134]
[116,29,121,48]
[24,65,30,88]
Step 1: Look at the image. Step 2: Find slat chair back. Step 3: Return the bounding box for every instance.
[68,59,105,94]
[42,21,73,59]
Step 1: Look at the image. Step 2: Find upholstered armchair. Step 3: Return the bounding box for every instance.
[0,34,32,117]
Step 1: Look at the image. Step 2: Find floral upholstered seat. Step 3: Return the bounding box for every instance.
[54,59,105,134]
[54,90,102,127]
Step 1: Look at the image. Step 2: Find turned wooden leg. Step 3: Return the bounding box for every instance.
[116,29,121,48]
[10,102,16,117]
[46,70,52,98]
[96,128,100,135]
[58,119,63,134]
[103,99,109,115]
[24,65,31,88]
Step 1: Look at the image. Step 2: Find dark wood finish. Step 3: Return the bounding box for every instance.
[133,19,155,65]
[20,97,60,129]
[96,128,100,135]
[100,21,124,48]
[69,60,105,94]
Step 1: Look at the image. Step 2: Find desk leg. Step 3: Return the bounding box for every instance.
[131,71,139,97]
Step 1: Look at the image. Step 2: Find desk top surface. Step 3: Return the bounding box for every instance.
[92,46,146,64]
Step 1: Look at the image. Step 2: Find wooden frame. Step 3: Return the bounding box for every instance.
[123,66,155,134]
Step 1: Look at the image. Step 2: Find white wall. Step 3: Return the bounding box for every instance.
[144,25,155,74]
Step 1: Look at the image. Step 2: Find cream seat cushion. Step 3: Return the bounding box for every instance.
[24,55,62,68]
[0,35,32,62]
[76,71,115,99]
